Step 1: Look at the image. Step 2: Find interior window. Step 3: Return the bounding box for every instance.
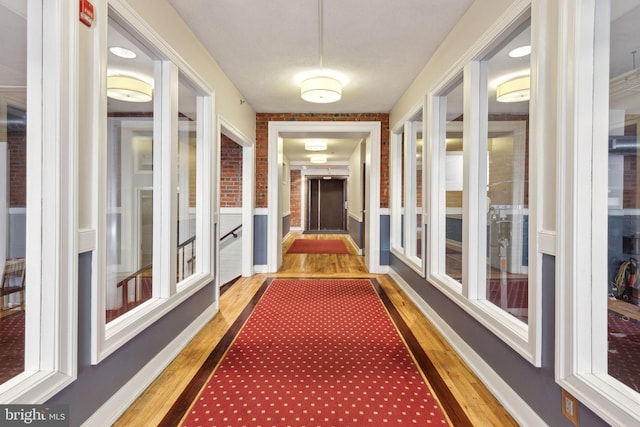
[0,0,27,384]
[105,16,157,322]
[405,108,423,263]
[606,0,640,393]
[483,20,531,323]
[177,74,198,283]
[390,128,404,253]
[95,3,215,363]
[415,114,424,261]
[444,81,464,283]
[400,132,406,250]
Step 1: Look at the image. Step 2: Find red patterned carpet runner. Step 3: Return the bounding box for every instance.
[0,311,25,383]
[286,239,349,254]
[179,278,451,426]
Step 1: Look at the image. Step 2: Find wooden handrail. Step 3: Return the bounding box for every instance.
[115,263,153,289]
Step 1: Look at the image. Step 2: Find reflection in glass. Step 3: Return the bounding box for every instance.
[607,0,640,393]
[484,20,531,323]
[105,16,156,322]
[400,132,405,250]
[177,74,198,282]
[0,2,27,385]
[416,134,423,260]
[444,81,464,283]
[407,108,423,261]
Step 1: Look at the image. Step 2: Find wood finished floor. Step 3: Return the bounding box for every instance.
[114,232,517,426]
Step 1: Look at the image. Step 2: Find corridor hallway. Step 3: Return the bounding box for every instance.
[114,232,517,426]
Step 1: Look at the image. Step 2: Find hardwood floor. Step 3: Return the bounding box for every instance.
[114,232,517,426]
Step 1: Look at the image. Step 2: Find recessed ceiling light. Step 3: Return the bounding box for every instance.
[508,45,531,58]
[109,46,137,59]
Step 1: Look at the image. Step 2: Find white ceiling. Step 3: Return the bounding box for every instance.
[167,0,476,165]
[282,136,363,166]
[168,0,475,114]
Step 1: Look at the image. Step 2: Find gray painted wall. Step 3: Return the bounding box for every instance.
[348,216,362,250]
[47,253,216,426]
[8,211,25,258]
[254,214,268,266]
[380,214,390,265]
[282,214,290,239]
[390,254,607,426]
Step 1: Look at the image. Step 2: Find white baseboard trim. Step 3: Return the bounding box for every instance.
[253,264,269,274]
[378,265,390,274]
[387,269,545,427]
[82,305,218,427]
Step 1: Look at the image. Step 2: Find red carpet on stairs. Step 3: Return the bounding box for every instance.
[286,239,349,254]
[178,278,452,426]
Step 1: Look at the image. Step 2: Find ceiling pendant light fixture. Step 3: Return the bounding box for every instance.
[496,75,530,103]
[305,139,327,151]
[107,75,153,102]
[310,154,327,164]
[301,0,342,103]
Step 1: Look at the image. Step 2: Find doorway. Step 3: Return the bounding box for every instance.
[138,189,153,268]
[267,121,381,273]
[307,178,346,232]
[218,117,255,280]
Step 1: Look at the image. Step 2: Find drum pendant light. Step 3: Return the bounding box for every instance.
[301,0,342,103]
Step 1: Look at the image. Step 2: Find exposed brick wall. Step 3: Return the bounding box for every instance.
[622,120,638,209]
[255,113,390,209]
[290,169,301,227]
[488,114,530,206]
[623,150,639,209]
[7,107,26,208]
[444,114,530,208]
[220,134,243,208]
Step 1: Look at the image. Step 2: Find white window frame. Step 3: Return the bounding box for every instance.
[426,0,543,365]
[556,0,640,424]
[91,0,215,363]
[390,100,426,275]
[429,74,466,295]
[390,125,405,253]
[0,0,78,402]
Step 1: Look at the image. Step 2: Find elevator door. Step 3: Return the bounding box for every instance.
[308,178,346,231]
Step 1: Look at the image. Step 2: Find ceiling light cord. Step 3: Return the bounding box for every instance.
[300,0,342,103]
